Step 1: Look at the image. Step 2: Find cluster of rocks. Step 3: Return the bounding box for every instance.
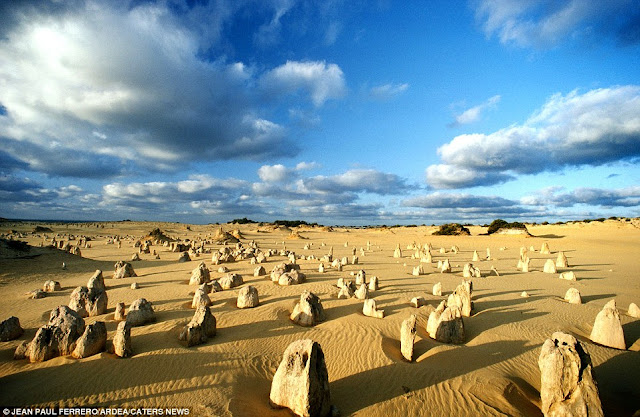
[271,263,306,286]
[13,306,113,362]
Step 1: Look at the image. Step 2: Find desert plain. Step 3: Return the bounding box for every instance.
[0,219,639,416]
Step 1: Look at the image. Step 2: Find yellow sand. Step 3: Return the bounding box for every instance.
[1,220,639,416]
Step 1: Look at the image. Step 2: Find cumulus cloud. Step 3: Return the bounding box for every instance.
[368,83,409,100]
[0,175,84,203]
[426,85,640,189]
[425,164,514,189]
[0,2,350,179]
[403,192,517,209]
[103,175,249,206]
[473,0,640,49]
[450,95,500,126]
[257,161,319,182]
[260,60,347,106]
[257,164,291,182]
[521,186,640,208]
[302,169,410,195]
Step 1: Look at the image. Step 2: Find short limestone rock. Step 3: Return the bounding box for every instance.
[291,291,325,327]
[559,271,577,281]
[72,321,107,359]
[114,302,126,320]
[192,287,212,309]
[0,316,24,341]
[113,261,136,279]
[363,299,384,319]
[179,305,216,347]
[426,301,464,344]
[354,283,369,300]
[125,298,155,327]
[237,285,259,308]
[43,280,62,292]
[220,273,244,290]
[564,288,582,305]
[447,282,472,317]
[189,262,210,285]
[112,321,132,358]
[432,282,442,296]
[556,251,569,268]
[543,259,557,274]
[411,296,427,308]
[589,300,625,350]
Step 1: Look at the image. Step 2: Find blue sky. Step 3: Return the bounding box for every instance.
[1,0,639,225]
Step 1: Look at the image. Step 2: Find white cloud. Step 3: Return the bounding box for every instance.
[451,95,500,126]
[303,169,410,195]
[257,161,319,182]
[0,2,303,178]
[368,83,409,100]
[473,0,640,49]
[258,164,291,182]
[403,192,517,209]
[427,85,640,188]
[521,186,640,207]
[260,60,347,107]
[425,164,514,189]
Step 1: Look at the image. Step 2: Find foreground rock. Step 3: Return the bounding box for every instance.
[426,301,464,344]
[589,299,625,350]
[629,303,640,318]
[539,332,603,417]
[0,316,24,341]
[125,298,155,327]
[401,314,417,361]
[25,306,85,362]
[179,305,216,347]
[72,321,107,359]
[291,291,325,327]
[270,339,331,417]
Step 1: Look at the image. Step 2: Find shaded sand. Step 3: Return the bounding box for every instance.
[1,220,639,416]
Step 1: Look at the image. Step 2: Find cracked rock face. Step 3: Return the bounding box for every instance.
[270,339,331,417]
[538,332,603,417]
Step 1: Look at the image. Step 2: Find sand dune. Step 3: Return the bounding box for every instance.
[1,220,639,416]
